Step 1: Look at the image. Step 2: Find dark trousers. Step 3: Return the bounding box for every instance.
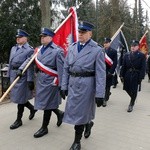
[112,73,118,86]
[52,108,62,120]
[42,108,62,128]
[42,110,52,128]
[148,73,150,80]
[24,101,34,111]
[105,86,111,101]
[17,101,34,121]
[127,91,137,106]
[74,125,85,143]
[17,104,24,121]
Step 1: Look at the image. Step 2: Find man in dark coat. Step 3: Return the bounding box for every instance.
[7,29,36,130]
[147,55,150,82]
[120,40,146,112]
[103,38,118,107]
[60,21,106,150]
[112,70,118,88]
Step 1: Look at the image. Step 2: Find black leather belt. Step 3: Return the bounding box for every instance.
[69,71,95,77]
[12,66,19,70]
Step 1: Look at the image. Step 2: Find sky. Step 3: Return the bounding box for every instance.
[127,0,150,22]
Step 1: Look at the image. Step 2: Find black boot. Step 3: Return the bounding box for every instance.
[127,105,133,112]
[52,109,64,127]
[127,95,136,113]
[34,110,51,138]
[33,127,48,138]
[10,120,22,129]
[84,121,94,138]
[10,104,24,130]
[102,100,107,107]
[29,109,37,120]
[70,142,81,150]
[103,87,111,107]
[24,101,37,120]
[69,125,84,150]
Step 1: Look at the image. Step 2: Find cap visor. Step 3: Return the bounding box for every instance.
[16,35,24,38]
[78,27,89,31]
[39,33,48,36]
[131,44,139,46]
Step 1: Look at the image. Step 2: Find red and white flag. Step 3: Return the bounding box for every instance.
[139,32,149,56]
[53,7,78,55]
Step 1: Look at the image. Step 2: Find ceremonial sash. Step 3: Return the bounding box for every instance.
[105,53,113,66]
[35,47,58,86]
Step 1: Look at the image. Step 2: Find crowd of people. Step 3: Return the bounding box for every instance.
[6,21,147,150]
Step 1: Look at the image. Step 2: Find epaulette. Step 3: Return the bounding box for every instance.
[51,42,58,49]
[98,44,103,48]
[88,41,97,48]
[29,45,34,49]
[57,45,64,51]
[71,42,77,46]
[52,42,62,49]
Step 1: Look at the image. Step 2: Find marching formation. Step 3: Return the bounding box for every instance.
[3,20,147,150]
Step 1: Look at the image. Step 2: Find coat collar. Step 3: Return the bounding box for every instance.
[71,39,98,64]
[37,42,57,60]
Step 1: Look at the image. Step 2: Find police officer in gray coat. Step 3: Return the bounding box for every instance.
[120,40,146,112]
[60,21,106,150]
[33,28,64,138]
[7,29,36,130]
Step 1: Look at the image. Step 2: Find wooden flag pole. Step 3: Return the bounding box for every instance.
[111,22,124,43]
[139,30,149,43]
[54,3,81,33]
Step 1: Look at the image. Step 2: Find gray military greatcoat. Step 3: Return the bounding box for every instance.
[34,42,64,110]
[61,39,106,125]
[7,42,34,104]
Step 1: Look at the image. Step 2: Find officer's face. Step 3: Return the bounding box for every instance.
[40,35,52,46]
[103,42,110,49]
[131,45,139,52]
[16,36,27,45]
[78,30,92,43]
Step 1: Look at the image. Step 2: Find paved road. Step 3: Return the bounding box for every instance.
[0,76,150,150]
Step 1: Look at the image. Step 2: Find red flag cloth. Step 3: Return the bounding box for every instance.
[139,35,148,56]
[53,7,78,56]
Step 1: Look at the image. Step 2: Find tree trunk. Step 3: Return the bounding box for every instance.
[134,0,138,39]
[40,0,51,28]
[110,0,120,36]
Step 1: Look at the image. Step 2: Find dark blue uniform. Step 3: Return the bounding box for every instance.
[106,47,118,86]
[147,55,150,81]
[120,50,146,111]
[104,47,117,106]
[121,51,146,93]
